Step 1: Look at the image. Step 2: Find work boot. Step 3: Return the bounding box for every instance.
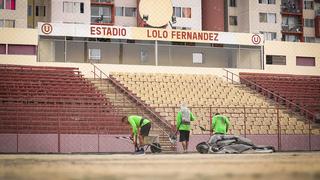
[135,148,145,155]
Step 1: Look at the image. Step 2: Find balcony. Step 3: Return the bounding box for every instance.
[316,9,320,17]
[281,24,303,34]
[282,34,302,42]
[281,0,303,16]
[281,5,302,15]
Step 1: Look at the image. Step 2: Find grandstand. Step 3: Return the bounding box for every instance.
[0,63,319,152]
[0,64,131,152]
[109,71,320,136]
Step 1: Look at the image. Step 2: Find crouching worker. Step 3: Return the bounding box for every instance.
[121,115,151,154]
[212,113,230,135]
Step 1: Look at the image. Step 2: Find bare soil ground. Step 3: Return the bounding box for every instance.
[0,152,320,180]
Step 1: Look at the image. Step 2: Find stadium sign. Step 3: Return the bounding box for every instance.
[39,23,264,46]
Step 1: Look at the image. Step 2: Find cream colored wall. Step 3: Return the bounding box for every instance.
[114,17,137,27]
[303,9,316,37]
[27,0,52,28]
[0,28,38,63]
[114,0,137,27]
[0,28,38,45]
[0,55,37,63]
[264,41,320,75]
[304,27,315,37]
[172,0,202,30]
[249,0,281,40]
[228,0,250,33]
[51,0,90,24]
[1,0,28,28]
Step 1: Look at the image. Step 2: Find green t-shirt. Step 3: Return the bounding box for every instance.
[176,111,195,131]
[128,115,150,136]
[212,115,230,134]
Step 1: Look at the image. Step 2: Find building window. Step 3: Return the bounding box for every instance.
[63,2,73,13]
[125,7,136,17]
[304,1,313,10]
[304,19,314,27]
[182,8,191,18]
[259,0,276,4]
[115,7,124,16]
[91,5,112,23]
[115,7,136,17]
[259,13,276,23]
[229,0,236,7]
[63,2,84,13]
[36,6,46,16]
[304,37,315,43]
[0,19,15,28]
[8,45,37,55]
[89,49,101,60]
[283,35,300,42]
[28,5,32,16]
[261,31,277,40]
[193,53,203,64]
[173,7,192,18]
[282,16,302,32]
[229,16,238,25]
[173,7,182,17]
[296,56,315,66]
[0,0,16,10]
[266,55,286,65]
[80,3,84,13]
[0,44,6,54]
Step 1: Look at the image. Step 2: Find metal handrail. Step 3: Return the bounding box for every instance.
[223,69,316,122]
[90,63,175,135]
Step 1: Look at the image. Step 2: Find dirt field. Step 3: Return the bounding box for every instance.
[0,152,320,180]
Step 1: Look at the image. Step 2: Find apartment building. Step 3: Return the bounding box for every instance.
[24,0,201,30]
[113,0,202,30]
[202,0,320,43]
[0,0,27,28]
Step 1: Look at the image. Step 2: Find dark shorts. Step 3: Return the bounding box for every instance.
[179,130,190,142]
[140,123,151,137]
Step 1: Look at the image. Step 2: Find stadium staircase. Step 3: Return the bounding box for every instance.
[89,64,176,152]
[0,64,128,135]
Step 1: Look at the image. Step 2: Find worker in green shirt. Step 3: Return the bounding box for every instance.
[176,104,195,153]
[122,115,151,154]
[211,113,230,135]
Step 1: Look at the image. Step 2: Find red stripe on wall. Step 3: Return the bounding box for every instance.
[8,45,37,55]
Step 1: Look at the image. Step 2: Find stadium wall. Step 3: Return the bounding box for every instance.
[264,41,320,75]
[0,28,38,62]
[1,134,320,153]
